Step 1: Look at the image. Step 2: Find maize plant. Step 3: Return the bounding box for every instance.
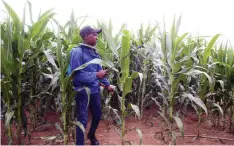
[129,23,157,119]
[1,1,55,144]
[155,17,188,144]
[211,44,234,132]
[155,16,215,144]
[42,11,87,144]
[96,21,143,144]
[118,29,142,144]
[187,34,220,137]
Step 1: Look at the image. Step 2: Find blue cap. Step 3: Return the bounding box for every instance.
[79,26,102,38]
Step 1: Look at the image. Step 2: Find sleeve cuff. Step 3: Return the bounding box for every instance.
[101,79,110,87]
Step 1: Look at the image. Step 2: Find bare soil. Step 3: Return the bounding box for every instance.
[1,105,234,145]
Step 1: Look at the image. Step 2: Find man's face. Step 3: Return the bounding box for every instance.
[84,32,98,46]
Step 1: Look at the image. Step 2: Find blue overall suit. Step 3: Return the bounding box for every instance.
[69,44,110,145]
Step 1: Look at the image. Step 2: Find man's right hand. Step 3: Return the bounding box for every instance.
[96,70,108,79]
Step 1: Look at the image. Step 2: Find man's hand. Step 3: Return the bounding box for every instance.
[107,85,115,93]
[96,70,108,79]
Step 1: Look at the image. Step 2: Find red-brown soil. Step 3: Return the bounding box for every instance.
[1,105,234,145]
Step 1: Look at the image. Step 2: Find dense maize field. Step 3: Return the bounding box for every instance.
[1,1,234,145]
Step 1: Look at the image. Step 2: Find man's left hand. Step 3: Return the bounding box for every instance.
[107,85,115,93]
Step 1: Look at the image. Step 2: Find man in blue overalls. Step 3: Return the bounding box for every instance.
[69,26,114,145]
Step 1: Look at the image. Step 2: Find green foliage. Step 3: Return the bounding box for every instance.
[1,1,234,145]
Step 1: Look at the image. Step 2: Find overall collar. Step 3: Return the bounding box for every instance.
[79,43,97,50]
[79,43,100,58]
